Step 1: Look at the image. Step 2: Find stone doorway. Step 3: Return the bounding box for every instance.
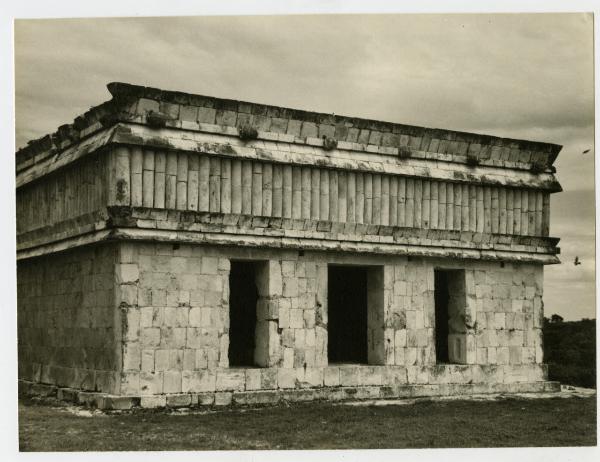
[228,261,261,367]
[434,269,468,364]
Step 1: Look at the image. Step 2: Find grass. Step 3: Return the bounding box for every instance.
[19,395,596,451]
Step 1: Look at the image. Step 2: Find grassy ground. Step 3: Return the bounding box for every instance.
[19,394,597,451]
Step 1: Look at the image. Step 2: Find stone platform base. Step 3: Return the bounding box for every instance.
[19,380,561,411]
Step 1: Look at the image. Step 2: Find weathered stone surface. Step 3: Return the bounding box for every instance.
[19,378,562,410]
[166,394,192,408]
[214,392,233,406]
[96,396,139,410]
[17,82,562,188]
[141,395,167,408]
[18,240,551,401]
[17,82,561,408]
[216,370,245,392]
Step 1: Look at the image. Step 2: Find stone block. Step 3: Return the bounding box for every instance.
[303,310,316,328]
[57,388,78,403]
[496,347,510,365]
[214,392,233,406]
[97,396,139,410]
[509,346,523,365]
[120,372,140,395]
[233,390,280,406]
[358,367,383,386]
[471,365,501,383]
[166,394,192,408]
[195,349,209,369]
[281,347,294,369]
[161,327,187,349]
[140,328,161,347]
[283,278,299,297]
[304,329,316,348]
[407,366,429,384]
[164,371,182,393]
[289,310,304,328]
[394,346,405,365]
[503,365,529,384]
[200,257,219,275]
[123,342,141,371]
[382,366,408,385]
[324,367,340,387]
[494,313,506,330]
[138,371,162,395]
[154,349,169,371]
[140,307,154,327]
[119,285,138,306]
[303,368,323,387]
[136,98,160,115]
[278,306,290,328]
[277,368,296,389]
[141,395,167,409]
[245,369,262,391]
[195,392,215,406]
[405,347,417,365]
[116,264,139,284]
[182,370,216,393]
[139,288,153,306]
[521,347,535,364]
[182,349,195,370]
[416,329,429,347]
[95,371,119,394]
[511,299,524,313]
[476,348,487,364]
[487,347,497,364]
[197,107,216,124]
[528,364,547,382]
[179,105,198,122]
[339,366,360,387]
[293,350,306,368]
[216,369,245,391]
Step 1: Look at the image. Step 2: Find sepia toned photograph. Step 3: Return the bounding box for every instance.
[7,2,597,457]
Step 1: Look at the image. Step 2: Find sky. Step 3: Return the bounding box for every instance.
[14,13,595,320]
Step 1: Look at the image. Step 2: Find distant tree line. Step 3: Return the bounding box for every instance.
[543,317,596,388]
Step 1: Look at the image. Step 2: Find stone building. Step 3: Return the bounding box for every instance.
[17,83,562,409]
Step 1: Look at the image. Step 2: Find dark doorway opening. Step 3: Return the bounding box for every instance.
[434,269,467,364]
[434,270,450,363]
[328,265,368,363]
[229,261,259,367]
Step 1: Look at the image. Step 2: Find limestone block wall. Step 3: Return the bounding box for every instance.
[116,241,330,395]
[117,241,231,395]
[17,243,120,393]
[116,241,546,397]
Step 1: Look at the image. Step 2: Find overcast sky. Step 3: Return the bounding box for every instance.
[14,13,595,320]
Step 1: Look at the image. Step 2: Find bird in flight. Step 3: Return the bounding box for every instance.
[582,149,591,154]
[574,256,582,266]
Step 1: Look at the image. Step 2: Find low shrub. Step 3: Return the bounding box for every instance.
[543,318,596,388]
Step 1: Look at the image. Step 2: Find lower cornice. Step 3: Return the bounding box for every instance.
[17,207,560,265]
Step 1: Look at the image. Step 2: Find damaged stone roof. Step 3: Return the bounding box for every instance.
[16,82,562,173]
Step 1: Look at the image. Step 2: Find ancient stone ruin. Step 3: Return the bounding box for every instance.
[17,83,562,409]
